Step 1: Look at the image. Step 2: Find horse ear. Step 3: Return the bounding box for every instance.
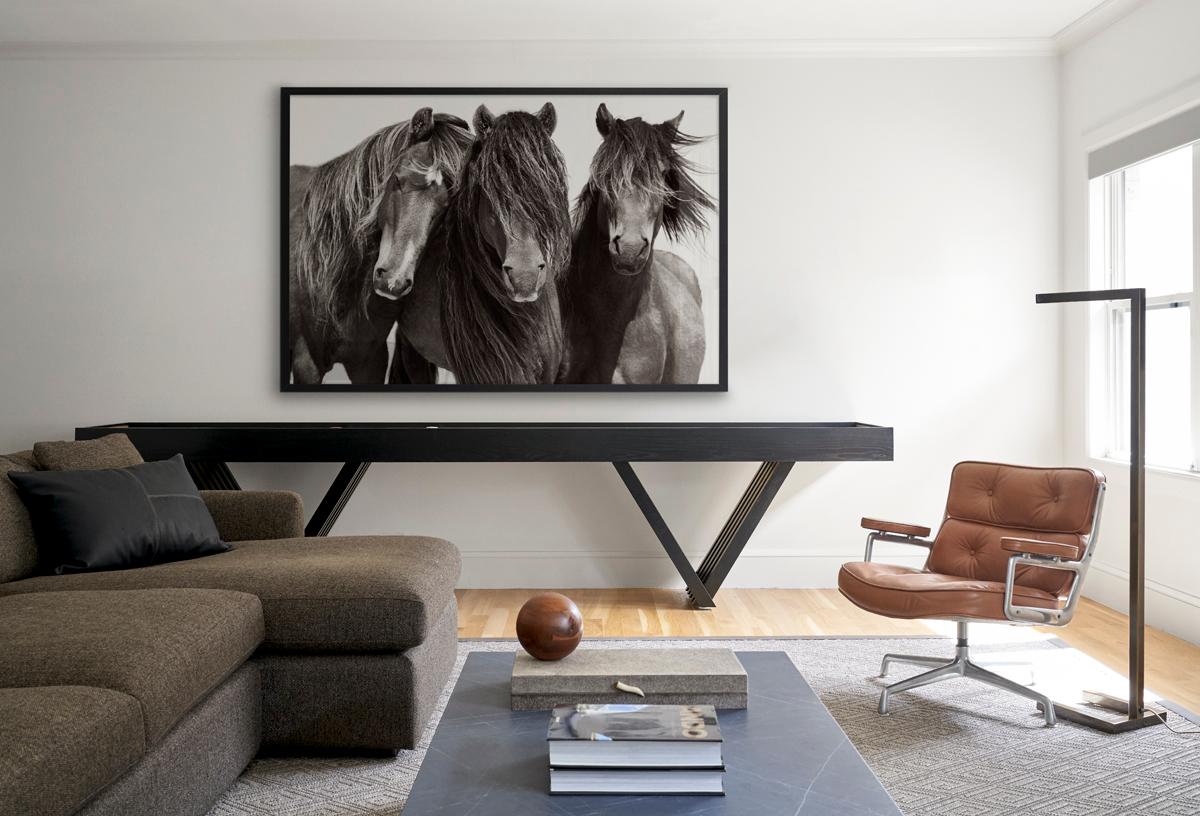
[409,107,435,142]
[596,103,615,137]
[535,102,557,135]
[473,105,496,138]
[663,110,685,136]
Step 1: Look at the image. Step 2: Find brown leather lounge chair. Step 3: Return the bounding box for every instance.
[838,461,1105,727]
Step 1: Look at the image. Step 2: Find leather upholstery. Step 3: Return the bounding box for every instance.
[1000,536,1083,561]
[943,461,1100,534]
[928,519,1081,596]
[840,461,1103,622]
[839,562,1061,620]
[861,517,931,538]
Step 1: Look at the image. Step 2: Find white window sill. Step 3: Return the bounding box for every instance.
[1089,455,1200,482]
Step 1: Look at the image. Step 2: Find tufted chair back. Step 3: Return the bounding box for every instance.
[925,462,1105,598]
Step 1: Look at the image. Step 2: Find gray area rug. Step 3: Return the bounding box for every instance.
[209,637,1200,816]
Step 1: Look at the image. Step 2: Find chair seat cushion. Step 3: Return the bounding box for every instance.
[0,685,144,816]
[0,589,263,744]
[0,536,461,651]
[838,562,1062,621]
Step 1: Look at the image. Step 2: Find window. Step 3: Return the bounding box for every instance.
[1088,142,1199,471]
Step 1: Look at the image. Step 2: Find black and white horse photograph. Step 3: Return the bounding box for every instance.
[281,89,725,391]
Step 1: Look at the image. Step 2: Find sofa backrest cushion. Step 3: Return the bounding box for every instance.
[33,433,144,472]
[0,451,39,583]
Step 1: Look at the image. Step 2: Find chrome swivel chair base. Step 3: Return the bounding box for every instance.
[877,622,1056,727]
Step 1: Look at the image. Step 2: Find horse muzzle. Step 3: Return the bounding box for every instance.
[502,265,546,303]
[610,252,649,276]
[373,268,414,300]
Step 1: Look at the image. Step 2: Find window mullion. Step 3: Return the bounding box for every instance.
[1111,173,1126,460]
[1191,143,1200,470]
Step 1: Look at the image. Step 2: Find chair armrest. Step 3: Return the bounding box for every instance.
[201,490,305,542]
[1002,549,1085,625]
[861,518,934,562]
[1000,536,1082,561]
[861,518,932,538]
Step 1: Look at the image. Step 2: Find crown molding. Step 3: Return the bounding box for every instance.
[1054,0,1148,53]
[0,1,1154,62]
[0,37,1058,62]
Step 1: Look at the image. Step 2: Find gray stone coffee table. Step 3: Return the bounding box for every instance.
[404,651,901,815]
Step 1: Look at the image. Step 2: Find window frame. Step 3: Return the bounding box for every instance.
[1088,142,1200,474]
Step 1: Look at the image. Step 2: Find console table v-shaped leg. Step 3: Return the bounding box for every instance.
[613,461,795,609]
[188,455,798,609]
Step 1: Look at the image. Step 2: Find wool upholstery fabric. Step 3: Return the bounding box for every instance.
[199,490,305,542]
[259,596,459,750]
[77,665,261,816]
[0,589,264,744]
[9,455,228,574]
[33,434,144,471]
[0,450,39,583]
[0,685,144,816]
[0,535,461,651]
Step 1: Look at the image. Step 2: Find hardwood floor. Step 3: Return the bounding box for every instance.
[456,588,1200,713]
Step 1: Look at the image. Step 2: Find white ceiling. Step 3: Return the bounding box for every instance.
[0,0,1123,44]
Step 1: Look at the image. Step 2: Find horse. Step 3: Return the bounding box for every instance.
[287,108,472,384]
[396,103,571,385]
[560,104,715,385]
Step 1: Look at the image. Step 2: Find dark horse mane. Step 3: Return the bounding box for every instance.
[571,115,715,247]
[296,113,473,337]
[560,113,715,384]
[438,111,571,384]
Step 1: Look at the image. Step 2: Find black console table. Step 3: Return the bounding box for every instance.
[76,422,893,608]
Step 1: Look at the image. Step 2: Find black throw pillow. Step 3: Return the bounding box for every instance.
[8,454,229,574]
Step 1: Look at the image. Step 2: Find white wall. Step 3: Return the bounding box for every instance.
[1059,0,1200,643]
[0,44,1061,589]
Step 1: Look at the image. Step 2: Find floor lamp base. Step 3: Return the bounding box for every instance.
[1040,693,1169,733]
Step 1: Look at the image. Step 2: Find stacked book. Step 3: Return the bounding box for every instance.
[547,703,725,795]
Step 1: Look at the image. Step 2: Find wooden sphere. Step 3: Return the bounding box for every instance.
[516,592,583,661]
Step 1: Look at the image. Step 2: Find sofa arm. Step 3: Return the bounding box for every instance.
[201,490,305,542]
[1000,536,1082,561]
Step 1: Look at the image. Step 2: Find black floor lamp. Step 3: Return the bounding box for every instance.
[1037,287,1165,732]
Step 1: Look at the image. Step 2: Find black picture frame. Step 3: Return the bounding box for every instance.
[280,86,728,392]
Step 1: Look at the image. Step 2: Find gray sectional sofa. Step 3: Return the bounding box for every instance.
[0,435,461,816]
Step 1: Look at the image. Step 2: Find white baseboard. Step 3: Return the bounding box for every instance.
[457,551,927,590]
[1083,562,1200,645]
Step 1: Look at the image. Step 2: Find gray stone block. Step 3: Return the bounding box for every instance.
[510,648,748,710]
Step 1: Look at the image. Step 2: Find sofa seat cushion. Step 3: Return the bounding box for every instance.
[0,589,263,744]
[0,685,144,816]
[0,536,461,651]
[838,561,1062,622]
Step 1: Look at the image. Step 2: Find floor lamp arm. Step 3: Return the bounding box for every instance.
[1037,287,1161,733]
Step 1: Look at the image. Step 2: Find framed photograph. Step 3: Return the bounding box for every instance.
[281,87,726,391]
